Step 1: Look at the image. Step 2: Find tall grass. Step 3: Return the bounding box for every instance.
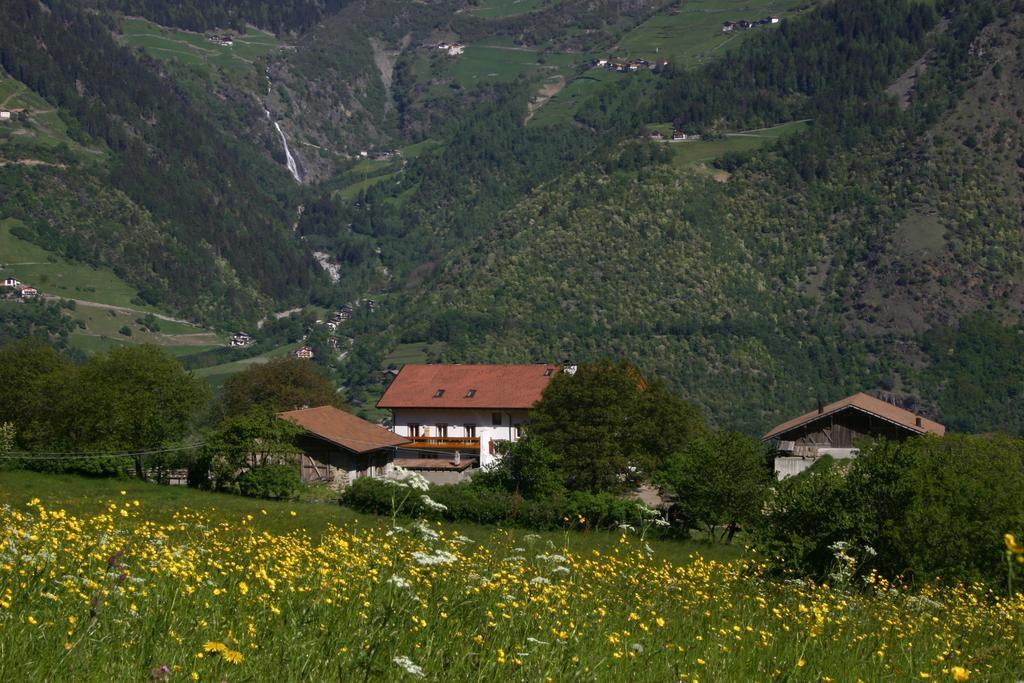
[0,480,1020,680]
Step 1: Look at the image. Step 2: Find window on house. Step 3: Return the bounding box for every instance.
[544,368,553,376]
[513,424,523,440]
[408,423,421,437]
[437,424,448,438]
[434,389,445,398]
[464,424,476,438]
[492,412,503,426]
[465,389,477,398]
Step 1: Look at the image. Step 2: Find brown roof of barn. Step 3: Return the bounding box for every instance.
[763,392,945,441]
[279,405,409,453]
[377,364,558,409]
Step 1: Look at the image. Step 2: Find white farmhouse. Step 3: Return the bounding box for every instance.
[377,364,559,468]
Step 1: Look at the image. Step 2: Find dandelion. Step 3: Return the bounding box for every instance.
[222,650,244,664]
[1004,534,1024,555]
[950,666,970,681]
[393,655,425,677]
[202,641,228,654]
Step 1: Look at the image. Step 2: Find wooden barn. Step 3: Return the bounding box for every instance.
[278,406,409,489]
[763,392,945,479]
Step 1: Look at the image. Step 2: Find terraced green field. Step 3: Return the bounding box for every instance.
[0,72,105,160]
[2,218,224,354]
[527,69,625,126]
[442,44,577,88]
[466,0,551,18]
[0,219,151,310]
[194,342,302,389]
[616,0,808,65]
[118,18,283,81]
[668,119,811,166]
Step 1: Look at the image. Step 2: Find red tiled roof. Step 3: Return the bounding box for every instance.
[763,392,945,441]
[279,406,409,453]
[377,364,558,409]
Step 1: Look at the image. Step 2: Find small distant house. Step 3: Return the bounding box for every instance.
[377,363,560,468]
[648,130,665,140]
[447,43,465,56]
[208,34,234,46]
[231,332,254,348]
[763,392,945,479]
[769,16,781,24]
[18,286,38,298]
[279,406,409,489]
[0,111,11,121]
[672,130,689,141]
[596,59,609,68]
[2,278,21,288]
[722,22,736,32]
[437,43,451,50]
[294,346,315,360]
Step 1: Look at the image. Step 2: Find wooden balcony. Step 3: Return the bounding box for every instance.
[403,436,480,451]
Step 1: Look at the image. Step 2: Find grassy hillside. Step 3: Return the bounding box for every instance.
[118,18,284,87]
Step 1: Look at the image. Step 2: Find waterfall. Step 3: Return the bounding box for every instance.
[273,120,302,183]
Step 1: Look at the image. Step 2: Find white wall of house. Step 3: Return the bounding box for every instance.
[774,448,859,479]
[391,408,529,467]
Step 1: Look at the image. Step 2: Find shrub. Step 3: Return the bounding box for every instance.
[756,435,1024,586]
[236,464,301,500]
[341,475,674,534]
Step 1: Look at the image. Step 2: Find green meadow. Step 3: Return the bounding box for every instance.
[193,342,303,390]
[668,120,811,167]
[117,18,283,82]
[616,0,808,66]
[0,72,105,160]
[466,0,551,19]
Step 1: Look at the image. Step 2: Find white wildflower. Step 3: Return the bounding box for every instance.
[529,576,551,586]
[551,565,571,575]
[644,543,655,555]
[452,535,474,544]
[526,637,550,645]
[393,655,425,678]
[387,575,411,590]
[410,520,439,541]
[617,523,636,533]
[653,517,670,527]
[388,467,430,491]
[420,495,447,512]
[411,550,457,566]
[535,553,568,563]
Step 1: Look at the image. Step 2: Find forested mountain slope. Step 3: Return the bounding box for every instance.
[349,0,1024,434]
[0,0,318,323]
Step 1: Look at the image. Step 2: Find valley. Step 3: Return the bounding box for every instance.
[0,0,1021,435]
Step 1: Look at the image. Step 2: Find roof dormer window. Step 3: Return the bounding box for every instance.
[465,389,477,398]
[434,389,445,398]
[543,368,554,376]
